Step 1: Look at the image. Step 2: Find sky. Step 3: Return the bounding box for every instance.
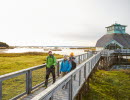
[0,0,129,46]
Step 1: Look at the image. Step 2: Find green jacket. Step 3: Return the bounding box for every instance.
[46,55,57,68]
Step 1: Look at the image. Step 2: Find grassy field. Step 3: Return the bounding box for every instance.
[83,69,130,100]
[0,52,63,100]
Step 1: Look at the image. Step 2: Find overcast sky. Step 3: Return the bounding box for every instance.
[0,0,129,46]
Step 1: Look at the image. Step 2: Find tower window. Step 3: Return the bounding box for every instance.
[112,26,114,30]
[122,27,125,29]
[115,26,118,29]
[119,26,121,30]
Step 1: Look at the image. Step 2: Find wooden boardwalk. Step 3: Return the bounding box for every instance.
[22,62,86,100]
[1,49,130,100]
[0,51,96,100]
[22,76,83,100]
[30,51,100,100]
[21,77,63,100]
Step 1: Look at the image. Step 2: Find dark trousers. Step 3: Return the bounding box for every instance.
[45,67,56,87]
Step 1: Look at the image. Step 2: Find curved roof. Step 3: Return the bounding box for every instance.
[105,23,127,28]
[96,33,130,48]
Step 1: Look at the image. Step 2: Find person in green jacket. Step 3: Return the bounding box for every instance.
[45,51,57,87]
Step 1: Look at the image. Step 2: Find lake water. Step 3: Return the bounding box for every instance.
[0,48,85,56]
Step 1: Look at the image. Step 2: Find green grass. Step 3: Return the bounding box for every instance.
[0,52,63,75]
[83,69,130,100]
[0,52,63,100]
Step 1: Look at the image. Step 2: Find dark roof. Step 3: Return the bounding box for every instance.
[96,33,130,48]
[105,23,127,28]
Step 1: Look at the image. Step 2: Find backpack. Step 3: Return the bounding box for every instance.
[71,61,76,70]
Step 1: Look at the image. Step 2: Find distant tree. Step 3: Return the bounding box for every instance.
[0,42,9,48]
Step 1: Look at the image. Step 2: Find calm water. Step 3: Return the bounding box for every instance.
[112,65,130,70]
[0,48,85,56]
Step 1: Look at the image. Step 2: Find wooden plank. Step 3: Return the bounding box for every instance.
[11,92,26,100]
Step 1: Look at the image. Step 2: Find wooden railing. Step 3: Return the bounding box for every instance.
[30,49,130,100]
[0,51,94,100]
[31,51,102,100]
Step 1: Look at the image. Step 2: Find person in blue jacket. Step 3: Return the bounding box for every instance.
[60,55,72,77]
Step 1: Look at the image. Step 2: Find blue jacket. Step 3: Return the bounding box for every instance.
[60,60,72,72]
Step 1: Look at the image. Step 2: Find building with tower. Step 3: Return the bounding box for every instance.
[96,23,130,51]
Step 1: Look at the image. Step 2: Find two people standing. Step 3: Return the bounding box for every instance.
[60,52,77,77]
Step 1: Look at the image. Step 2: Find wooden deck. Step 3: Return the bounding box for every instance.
[21,59,89,100]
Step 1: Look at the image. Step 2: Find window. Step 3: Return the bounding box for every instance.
[112,26,114,30]
[118,26,122,30]
[110,27,112,30]
[116,26,118,29]
[109,27,113,31]
[122,27,125,29]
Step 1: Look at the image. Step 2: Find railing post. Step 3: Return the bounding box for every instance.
[69,75,73,100]
[95,56,96,65]
[26,70,32,94]
[79,70,81,86]
[0,81,2,100]
[94,57,96,66]
[85,53,87,59]
[78,55,80,64]
[84,64,86,79]
[88,52,89,58]
[57,61,60,77]
[82,54,83,61]
[93,58,94,66]
[89,62,90,73]
[91,60,93,69]
[91,60,93,70]
[89,52,91,57]
[49,96,53,100]
[81,55,83,62]
[92,59,94,68]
